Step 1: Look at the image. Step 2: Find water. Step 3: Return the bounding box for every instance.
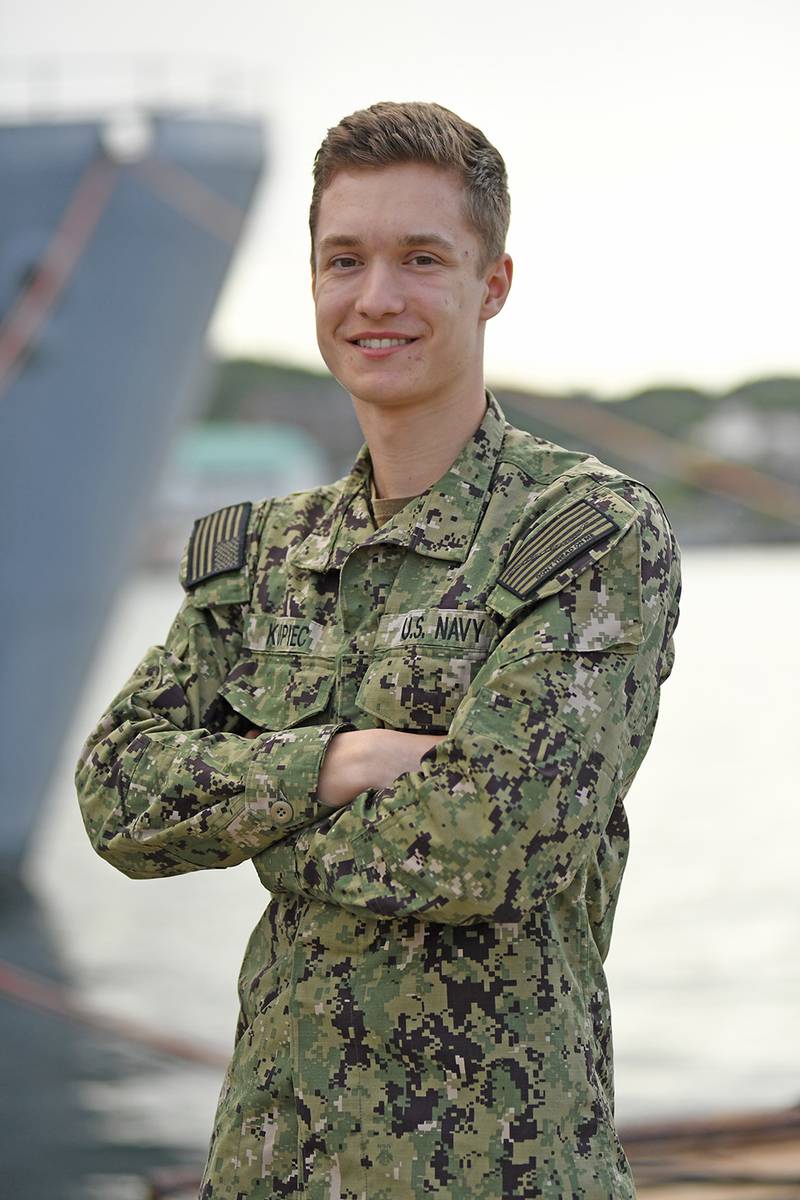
[24,545,800,1153]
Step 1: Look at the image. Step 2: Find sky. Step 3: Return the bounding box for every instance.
[2,0,799,397]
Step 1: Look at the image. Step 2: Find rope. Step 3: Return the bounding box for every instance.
[131,155,248,244]
[0,155,119,403]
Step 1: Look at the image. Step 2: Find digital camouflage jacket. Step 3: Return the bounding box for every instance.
[76,392,681,1199]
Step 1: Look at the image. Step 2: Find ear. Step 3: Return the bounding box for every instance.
[481,253,513,321]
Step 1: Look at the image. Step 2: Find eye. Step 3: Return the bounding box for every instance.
[331,255,360,270]
[408,253,438,266]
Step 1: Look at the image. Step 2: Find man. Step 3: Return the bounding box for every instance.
[76,101,680,1198]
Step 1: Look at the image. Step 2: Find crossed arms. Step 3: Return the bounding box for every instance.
[76,499,677,926]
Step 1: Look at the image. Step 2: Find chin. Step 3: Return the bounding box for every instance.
[333,368,423,409]
[355,383,429,410]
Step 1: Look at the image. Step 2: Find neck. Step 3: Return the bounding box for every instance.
[353,384,488,500]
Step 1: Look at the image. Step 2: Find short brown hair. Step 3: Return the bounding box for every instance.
[309,100,510,272]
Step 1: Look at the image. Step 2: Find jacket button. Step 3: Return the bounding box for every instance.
[270,799,294,825]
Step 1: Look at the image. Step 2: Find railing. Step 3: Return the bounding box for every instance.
[0,54,266,122]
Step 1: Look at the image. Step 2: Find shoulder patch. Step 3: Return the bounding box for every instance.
[183,502,252,590]
[498,499,619,600]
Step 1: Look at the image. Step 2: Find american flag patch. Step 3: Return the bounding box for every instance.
[498,499,618,600]
[183,502,251,589]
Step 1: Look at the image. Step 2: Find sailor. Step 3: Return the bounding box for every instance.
[76,100,681,1198]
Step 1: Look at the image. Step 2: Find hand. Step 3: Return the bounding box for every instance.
[244,726,445,808]
[364,729,446,791]
[316,728,446,808]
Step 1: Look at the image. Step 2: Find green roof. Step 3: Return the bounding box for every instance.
[176,422,327,475]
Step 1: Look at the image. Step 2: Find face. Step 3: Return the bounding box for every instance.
[312,163,511,412]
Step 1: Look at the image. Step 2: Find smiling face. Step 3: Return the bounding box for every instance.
[312,163,512,413]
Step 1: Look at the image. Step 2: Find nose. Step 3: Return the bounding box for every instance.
[355,260,405,319]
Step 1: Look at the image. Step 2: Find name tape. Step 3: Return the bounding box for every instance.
[377,608,495,651]
[245,614,324,653]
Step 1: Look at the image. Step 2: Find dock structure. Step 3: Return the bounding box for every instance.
[626,1108,800,1198]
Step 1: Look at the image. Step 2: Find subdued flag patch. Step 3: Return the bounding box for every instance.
[183,502,251,589]
[498,499,619,599]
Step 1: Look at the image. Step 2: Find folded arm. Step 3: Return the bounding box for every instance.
[75,581,347,881]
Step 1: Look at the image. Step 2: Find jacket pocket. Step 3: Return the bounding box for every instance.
[355,647,480,733]
[218,611,337,730]
[219,651,334,730]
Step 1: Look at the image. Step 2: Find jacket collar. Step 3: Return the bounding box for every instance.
[288,390,508,572]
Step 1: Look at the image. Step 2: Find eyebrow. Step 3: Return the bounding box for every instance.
[317,232,457,254]
[398,233,457,252]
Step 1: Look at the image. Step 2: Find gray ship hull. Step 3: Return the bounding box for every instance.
[0,111,264,876]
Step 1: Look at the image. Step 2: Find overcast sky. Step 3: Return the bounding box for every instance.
[2,0,798,396]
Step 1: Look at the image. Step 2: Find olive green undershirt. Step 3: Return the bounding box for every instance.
[369,472,420,527]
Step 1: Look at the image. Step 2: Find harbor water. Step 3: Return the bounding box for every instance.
[23,543,800,1166]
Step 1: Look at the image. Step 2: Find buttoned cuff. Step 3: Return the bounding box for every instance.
[235,722,352,842]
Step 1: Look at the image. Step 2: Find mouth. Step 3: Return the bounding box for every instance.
[346,334,420,359]
[348,336,418,349]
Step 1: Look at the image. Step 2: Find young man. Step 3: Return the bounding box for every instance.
[76,101,681,1198]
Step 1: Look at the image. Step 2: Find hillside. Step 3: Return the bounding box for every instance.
[202,359,800,546]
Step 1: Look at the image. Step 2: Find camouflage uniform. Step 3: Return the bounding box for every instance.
[76,391,681,1198]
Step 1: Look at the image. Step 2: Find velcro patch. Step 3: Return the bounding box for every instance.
[183,502,251,589]
[498,499,619,600]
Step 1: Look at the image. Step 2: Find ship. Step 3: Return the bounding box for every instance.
[0,103,265,879]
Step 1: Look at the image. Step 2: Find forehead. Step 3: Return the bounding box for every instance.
[316,162,476,246]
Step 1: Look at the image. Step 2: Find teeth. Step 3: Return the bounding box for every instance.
[357,338,412,348]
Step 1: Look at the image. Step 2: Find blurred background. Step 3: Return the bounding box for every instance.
[1,1,798,1196]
